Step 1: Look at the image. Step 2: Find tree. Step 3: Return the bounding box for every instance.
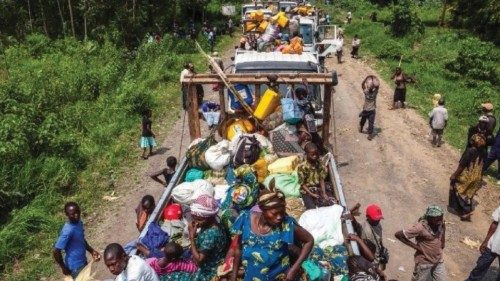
[390,0,424,37]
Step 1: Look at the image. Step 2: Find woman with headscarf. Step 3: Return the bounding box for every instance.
[449,134,488,221]
[226,181,314,281]
[165,195,228,281]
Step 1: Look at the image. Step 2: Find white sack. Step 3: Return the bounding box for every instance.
[298,204,344,248]
[171,179,214,205]
[205,140,231,171]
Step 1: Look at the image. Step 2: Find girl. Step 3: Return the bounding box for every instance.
[140,109,156,159]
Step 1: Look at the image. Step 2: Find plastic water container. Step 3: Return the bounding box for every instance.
[228,84,253,110]
[254,88,280,120]
[226,118,255,140]
[268,155,299,174]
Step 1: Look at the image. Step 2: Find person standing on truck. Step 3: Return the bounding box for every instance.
[297,143,336,209]
[428,98,448,147]
[466,204,500,281]
[53,202,101,279]
[227,184,314,281]
[150,156,177,186]
[359,75,380,141]
[104,243,159,281]
[395,205,446,281]
[140,109,156,160]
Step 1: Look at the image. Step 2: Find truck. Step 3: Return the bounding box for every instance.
[134,49,359,278]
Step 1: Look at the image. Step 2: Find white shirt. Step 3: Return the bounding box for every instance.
[487,206,500,254]
[428,106,448,130]
[180,69,191,83]
[115,255,159,281]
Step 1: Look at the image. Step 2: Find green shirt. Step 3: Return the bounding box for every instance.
[297,160,327,194]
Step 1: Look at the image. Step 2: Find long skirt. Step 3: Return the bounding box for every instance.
[448,188,474,215]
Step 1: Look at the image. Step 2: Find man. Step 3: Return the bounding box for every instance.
[354,204,388,271]
[428,99,448,147]
[483,129,500,183]
[347,11,352,24]
[347,255,380,281]
[104,243,159,281]
[395,205,446,281]
[359,75,380,141]
[53,202,101,279]
[180,63,195,110]
[466,204,500,280]
[227,18,233,37]
[351,35,361,59]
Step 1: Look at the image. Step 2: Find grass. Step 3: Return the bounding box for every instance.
[320,0,500,150]
[0,34,236,281]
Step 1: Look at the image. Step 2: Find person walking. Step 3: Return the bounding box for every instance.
[347,11,352,24]
[449,134,487,221]
[351,35,361,59]
[208,29,215,52]
[395,205,446,281]
[466,204,500,281]
[428,99,448,147]
[483,129,500,184]
[53,202,101,279]
[391,67,412,109]
[227,18,234,37]
[467,116,490,148]
[335,34,344,64]
[359,75,380,141]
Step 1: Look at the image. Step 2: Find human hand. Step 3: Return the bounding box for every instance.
[311,193,320,199]
[62,266,72,276]
[479,242,487,254]
[285,266,299,281]
[92,250,101,262]
[188,221,198,241]
[346,233,361,242]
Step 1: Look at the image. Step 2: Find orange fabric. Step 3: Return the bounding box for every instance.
[136,210,148,232]
[282,37,303,54]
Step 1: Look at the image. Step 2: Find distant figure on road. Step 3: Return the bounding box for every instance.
[395,205,446,281]
[428,98,448,147]
[449,133,487,221]
[391,67,412,109]
[104,243,159,281]
[150,156,177,187]
[227,18,234,37]
[180,63,195,110]
[347,11,352,24]
[466,204,500,280]
[53,202,101,279]
[359,75,380,141]
[208,29,215,52]
[351,34,361,59]
[140,109,156,160]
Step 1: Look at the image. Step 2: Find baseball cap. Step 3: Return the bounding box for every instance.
[366,204,383,221]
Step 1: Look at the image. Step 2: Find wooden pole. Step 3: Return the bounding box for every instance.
[187,84,201,141]
[253,84,261,109]
[323,84,332,146]
[218,87,226,137]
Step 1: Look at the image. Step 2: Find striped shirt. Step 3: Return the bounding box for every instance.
[146,258,198,275]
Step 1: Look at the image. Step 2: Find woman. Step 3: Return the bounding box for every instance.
[162,195,228,281]
[390,67,411,109]
[449,134,487,221]
[228,182,314,281]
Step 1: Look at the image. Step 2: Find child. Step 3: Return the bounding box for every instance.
[140,109,156,159]
[150,156,178,186]
[136,195,155,232]
[428,99,448,147]
[146,242,197,276]
[297,142,335,209]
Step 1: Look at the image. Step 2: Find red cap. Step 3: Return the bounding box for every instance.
[366,204,383,221]
[162,203,182,221]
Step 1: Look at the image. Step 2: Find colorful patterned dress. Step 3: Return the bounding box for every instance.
[231,211,296,281]
[160,225,228,281]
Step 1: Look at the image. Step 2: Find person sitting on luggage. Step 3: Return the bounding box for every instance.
[146,242,197,276]
[297,143,335,209]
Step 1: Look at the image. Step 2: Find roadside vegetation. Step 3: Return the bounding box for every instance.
[322,0,499,149]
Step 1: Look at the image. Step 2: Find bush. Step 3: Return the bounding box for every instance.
[390,0,425,36]
[446,37,499,85]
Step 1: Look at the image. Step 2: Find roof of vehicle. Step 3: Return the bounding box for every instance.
[234,51,319,72]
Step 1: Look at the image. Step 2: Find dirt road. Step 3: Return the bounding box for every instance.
[328,54,499,280]
[86,45,500,280]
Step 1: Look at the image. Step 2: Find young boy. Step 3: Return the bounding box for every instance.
[428,99,448,147]
[150,156,178,187]
[297,142,335,209]
[136,195,156,232]
[146,242,197,276]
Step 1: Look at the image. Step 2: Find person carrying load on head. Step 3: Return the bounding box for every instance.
[359,75,380,141]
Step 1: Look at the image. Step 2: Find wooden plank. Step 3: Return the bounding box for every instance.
[187,84,201,141]
[322,84,332,145]
[253,84,261,109]
[218,86,226,137]
[183,73,333,85]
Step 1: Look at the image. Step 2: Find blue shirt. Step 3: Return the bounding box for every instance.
[54,221,87,273]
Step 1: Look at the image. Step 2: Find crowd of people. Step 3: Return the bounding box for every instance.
[51,7,500,281]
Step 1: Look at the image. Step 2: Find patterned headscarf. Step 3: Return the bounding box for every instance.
[190,195,219,218]
[258,181,286,211]
[425,205,444,218]
[470,134,486,148]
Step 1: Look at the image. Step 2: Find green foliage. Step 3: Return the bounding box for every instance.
[390,0,425,36]
[452,0,500,45]
[446,37,499,85]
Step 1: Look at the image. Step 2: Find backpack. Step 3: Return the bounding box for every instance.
[233,136,261,168]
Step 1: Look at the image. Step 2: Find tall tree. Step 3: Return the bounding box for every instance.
[67,0,76,37]
[56,0,66,35]
[38,0,49,35]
